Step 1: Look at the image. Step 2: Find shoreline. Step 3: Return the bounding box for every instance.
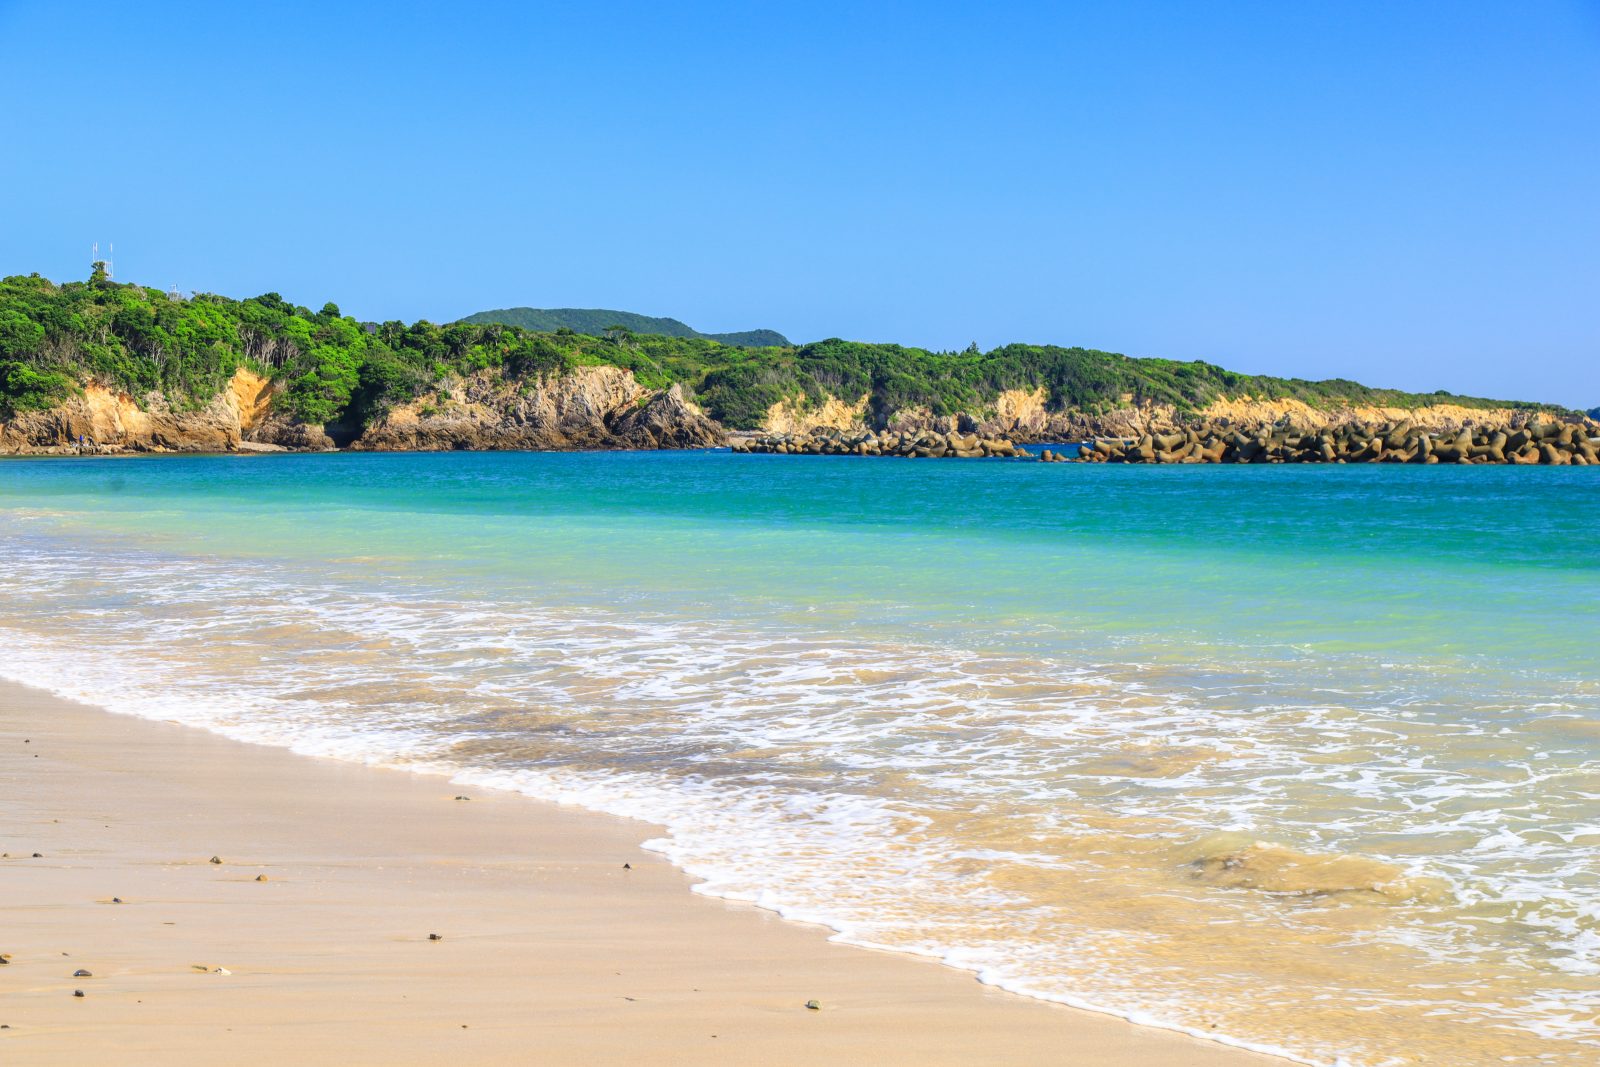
[0,678,1295,1065]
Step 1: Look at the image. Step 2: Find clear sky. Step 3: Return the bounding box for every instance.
[1,2,1596,405]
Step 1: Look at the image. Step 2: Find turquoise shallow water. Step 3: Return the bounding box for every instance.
[2,452,1597,1065]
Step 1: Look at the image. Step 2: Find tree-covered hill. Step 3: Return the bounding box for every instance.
[456,306,789,348]
[0,268,1573,435]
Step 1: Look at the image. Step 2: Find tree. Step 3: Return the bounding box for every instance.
[0,361,76,415]
[0,309,44,358]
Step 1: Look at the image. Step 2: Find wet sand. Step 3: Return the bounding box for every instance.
[0,680,1291,1065]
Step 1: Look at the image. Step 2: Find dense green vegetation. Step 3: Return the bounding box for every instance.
[458,306,788,348]
[668,340,1566,429]
[0,268,1566,430]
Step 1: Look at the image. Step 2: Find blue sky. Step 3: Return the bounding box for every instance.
[1,1,1596,404]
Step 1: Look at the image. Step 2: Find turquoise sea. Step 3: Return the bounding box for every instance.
[1,451,1597,1065]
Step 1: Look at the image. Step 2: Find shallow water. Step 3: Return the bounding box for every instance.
[1,451,1596,1065]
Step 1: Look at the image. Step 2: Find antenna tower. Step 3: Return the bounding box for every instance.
[90,241,115,279]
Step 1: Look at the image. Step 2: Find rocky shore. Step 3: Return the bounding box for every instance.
[0,367,725,456]
[348,372,723,452]
[1076,418,1600,465]
[732,417,1600,466]
[4,365,1594,466]
[732,428,1026,458]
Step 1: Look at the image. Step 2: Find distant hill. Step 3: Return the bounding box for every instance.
[2,269,1576,446]
[1589,406,1599,420]
[456,307,789,348]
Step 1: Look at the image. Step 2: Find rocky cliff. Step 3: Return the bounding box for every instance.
[0,366,724,456]
[350,367,722,452]
[755,387,1582,443]
[2,365,1584,459]
[0,370,275,455]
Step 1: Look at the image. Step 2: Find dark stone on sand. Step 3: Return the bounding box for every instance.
[623,862,632,870]
[209,856,222,864]
[428,933,442,941]
[73,969,92,977]
[805,999,821,1010]
[31,853,41,858]
[72,990,84,998]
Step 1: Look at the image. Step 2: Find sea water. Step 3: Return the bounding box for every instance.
[1,451,1596,1065]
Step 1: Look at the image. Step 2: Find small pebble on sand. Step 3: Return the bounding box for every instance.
[805,999,821,1011]
[72,990,84,998]
[255,875,268,882]
[73,969,92,977]
[454,795,471,801]
[208,856,223,865]
[428,933,443,941]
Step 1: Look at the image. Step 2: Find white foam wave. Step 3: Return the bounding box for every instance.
[1,528,1597,1066]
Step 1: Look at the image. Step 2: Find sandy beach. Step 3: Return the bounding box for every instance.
[0,679,1293,1066]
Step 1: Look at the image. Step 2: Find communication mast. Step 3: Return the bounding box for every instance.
[90,241,115,279]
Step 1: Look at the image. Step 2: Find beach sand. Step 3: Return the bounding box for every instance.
[0,680,1290,1066]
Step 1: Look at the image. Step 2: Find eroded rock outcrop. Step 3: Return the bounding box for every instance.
[350,366,723,452]
[0,369,280,455]
[2,365,725,456]
[610,383,725,449]
[754,388,1567,446]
